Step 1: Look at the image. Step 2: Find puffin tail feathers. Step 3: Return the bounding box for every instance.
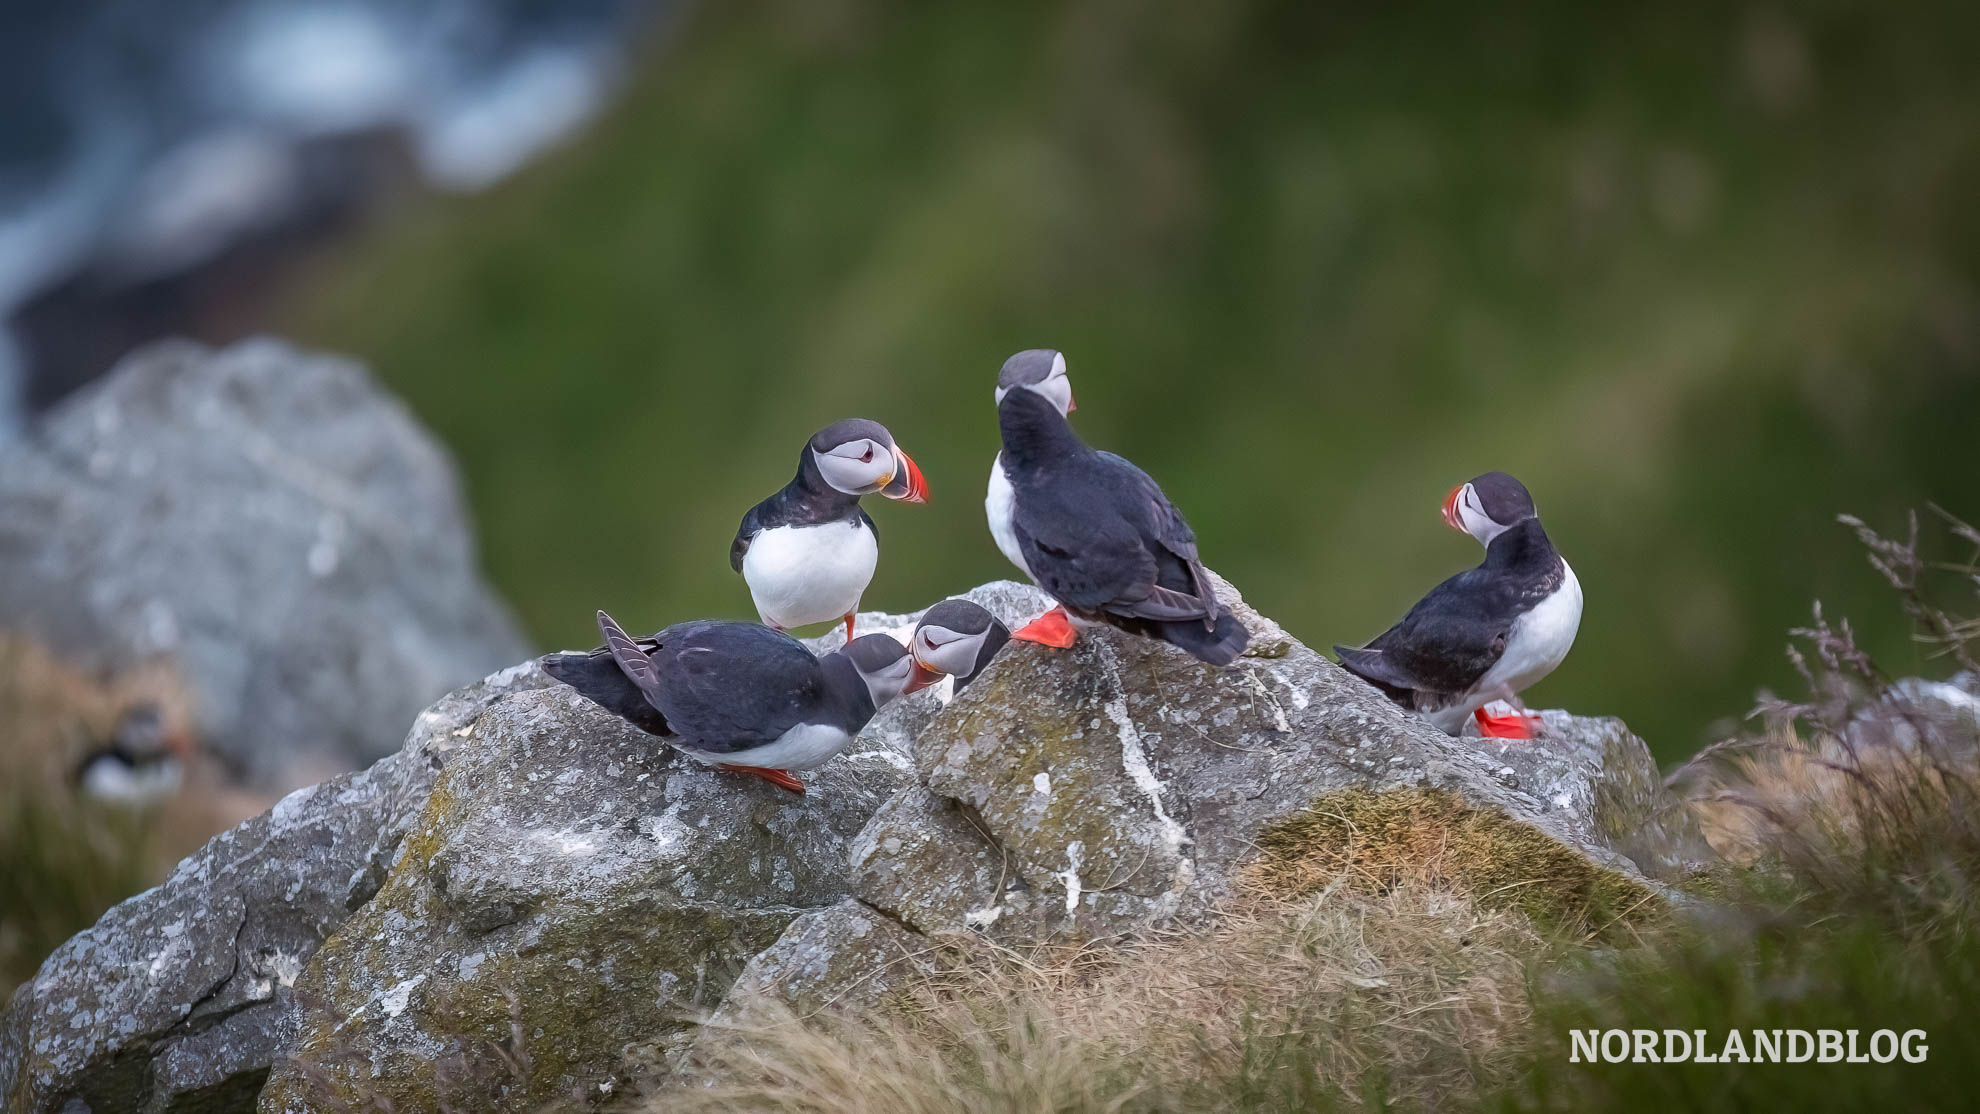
[1333,646,1415,702]
[540,647,671,736]
[1157,612,1250,667]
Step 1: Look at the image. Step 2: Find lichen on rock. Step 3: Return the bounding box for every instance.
[257,681,910,1112]
[729,576,1689,1026]
[5,578,1703,1113]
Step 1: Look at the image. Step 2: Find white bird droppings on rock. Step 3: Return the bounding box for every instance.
[1059,841,1084,913]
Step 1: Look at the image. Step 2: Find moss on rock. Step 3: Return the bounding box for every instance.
[1251,787,1662,937]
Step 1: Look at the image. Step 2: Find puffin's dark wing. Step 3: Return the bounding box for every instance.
[1011,506,1159,613]
[1352,571,1511,696]
[648,622,825,753]
[1088,451,1220,623]
[730,500,768,573]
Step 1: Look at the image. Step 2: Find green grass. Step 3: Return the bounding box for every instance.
[287,0,1980,762]
[1,796,151,999]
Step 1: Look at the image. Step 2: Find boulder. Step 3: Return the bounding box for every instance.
[0,662,551,1114]
[0,338,530,788]
[713,900,934,1028]
[254,679,916,1111]
[5,579,1700,1111]
[728,579,1692,1019]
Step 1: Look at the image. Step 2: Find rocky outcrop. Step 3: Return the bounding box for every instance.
[727,581,1701,1024]
[0,338,529,788]
[255,685,911,1111]
[3,580,1702,1113]
[841,621,1679,946]
[0,662,552,1114]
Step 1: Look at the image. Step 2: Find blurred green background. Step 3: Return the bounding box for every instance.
[288,0,1980,763]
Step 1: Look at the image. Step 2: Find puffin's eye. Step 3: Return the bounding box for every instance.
[860,447,874,463]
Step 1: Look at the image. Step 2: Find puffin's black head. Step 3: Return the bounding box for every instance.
[909,599,1012,691]
[836,633,933,708]
[993,349,1075,416]
[807,419,929,503]
[1442,472,1537,545]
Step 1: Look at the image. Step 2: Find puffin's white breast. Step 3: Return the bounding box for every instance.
[985,452,1031,578]
[677,722,853,771]
[78,757,185,803]
[1477,560,1583,698]
[742,519,878,629]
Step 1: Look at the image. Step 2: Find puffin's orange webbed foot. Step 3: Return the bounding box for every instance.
[720,764,807,794]
[842,613,856,643]
[1474,706,1541,740]
[1012,606,1078,649]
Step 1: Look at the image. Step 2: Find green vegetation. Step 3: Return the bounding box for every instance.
[291,0,1980,760]
[0,796,150,1000]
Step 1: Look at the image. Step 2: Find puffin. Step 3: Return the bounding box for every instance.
[906,599,1012,693]
[1333,472,1582,739]
[541,609,943,794]
[732,418,929,640]
[72,702,196,804]
[986,349,1249,665]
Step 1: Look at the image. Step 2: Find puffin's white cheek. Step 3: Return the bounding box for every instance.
[921,637,981,678]
[1031,376,1073,416]
[817,453,887,494]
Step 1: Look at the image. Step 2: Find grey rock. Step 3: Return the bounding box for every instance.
[1470,711,1712,880]
[0,662,549,1114]
[845,579,1667,943]
[9,579,1697,1111]
[717,578,1685,1029]
[715,900,933,1027]
[256,678,913,1112]
[0,337,529,787]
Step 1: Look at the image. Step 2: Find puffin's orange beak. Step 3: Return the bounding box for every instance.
[1442,484,1466,534]
[164,729,199,763]
[1066,391,1077,413]
[904,661,944,694]
[882,447,929,504]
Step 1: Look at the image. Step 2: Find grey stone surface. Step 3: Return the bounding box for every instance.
[256,676,914,1113]
[719,578,1687,1023]
[844,578,1665,941]
[0,337,530,787]
[1,662,549,1114]
[6,578,1701,1112]
[715,899,934,1026]
[1476,710,1712,881]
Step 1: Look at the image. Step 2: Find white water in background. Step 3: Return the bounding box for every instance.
[0,0,662,444]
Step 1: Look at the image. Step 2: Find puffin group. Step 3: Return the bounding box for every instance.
[542,349,1582,794]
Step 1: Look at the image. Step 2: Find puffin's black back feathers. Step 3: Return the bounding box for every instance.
[1335,518,1564,701]
[999,388,1249,666]
[541,613,867,756]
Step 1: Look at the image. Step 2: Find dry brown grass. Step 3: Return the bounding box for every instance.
[1672,509,1980,928]
[1681,719,1979,868]
[664,882,1545,1114]
[1247,787,1661,940]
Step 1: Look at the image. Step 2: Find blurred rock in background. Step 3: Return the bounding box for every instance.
[0,338,530,791]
